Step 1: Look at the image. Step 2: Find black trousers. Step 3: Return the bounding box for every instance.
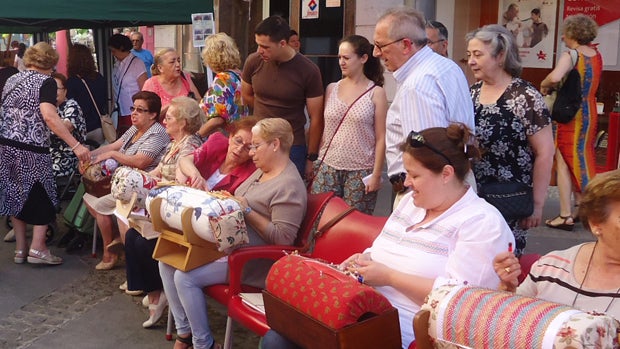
[125,228,162,292]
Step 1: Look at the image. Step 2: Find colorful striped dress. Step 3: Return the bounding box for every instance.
[556,49,602,192]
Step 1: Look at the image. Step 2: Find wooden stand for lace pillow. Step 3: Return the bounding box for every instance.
[150,197,225,271]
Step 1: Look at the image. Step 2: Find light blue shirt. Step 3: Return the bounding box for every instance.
[386,46,475,176]
[131,48,154,78]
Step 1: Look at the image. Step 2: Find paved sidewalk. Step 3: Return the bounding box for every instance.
[0,186,592,349]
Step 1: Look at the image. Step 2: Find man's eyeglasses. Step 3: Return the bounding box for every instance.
[130,106,149,113]
[427,39,446,45]
[373,38,406,53]
[407,130,453,166]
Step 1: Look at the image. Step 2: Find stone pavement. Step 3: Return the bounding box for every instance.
[0,186,592,349]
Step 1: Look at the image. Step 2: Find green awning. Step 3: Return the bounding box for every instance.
[0,0,214,32]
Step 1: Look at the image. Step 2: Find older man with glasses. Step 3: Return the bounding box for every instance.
[425,20,449,57]
[373,7,474,207]
[130,32,154,78]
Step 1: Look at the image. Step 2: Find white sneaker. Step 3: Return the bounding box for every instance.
[119,281,127,291]
[4,229,15,242]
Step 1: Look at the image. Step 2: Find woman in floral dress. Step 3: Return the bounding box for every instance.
[466,24,554,256]
[196,33,248,138]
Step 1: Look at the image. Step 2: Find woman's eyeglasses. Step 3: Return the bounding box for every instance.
[130,106,149,113]
[232,137,251,152]
[248,142,269,151]
[407,130,453,166]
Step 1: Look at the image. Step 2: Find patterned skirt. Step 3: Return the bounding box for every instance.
[0,138,58,225]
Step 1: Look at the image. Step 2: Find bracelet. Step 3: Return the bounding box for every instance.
[71,142,81,151]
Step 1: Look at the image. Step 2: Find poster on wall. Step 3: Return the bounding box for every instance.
[498,1,557,68]
[563,0,620,67]
[191,13,215,48]
[302,0,319,19]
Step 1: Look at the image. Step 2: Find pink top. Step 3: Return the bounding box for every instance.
[142,72,191,108]
[193,132,256,193]
[319,81,377,170]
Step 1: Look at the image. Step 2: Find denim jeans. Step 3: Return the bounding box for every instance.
[159,261,228,349]
[289,144,307,178]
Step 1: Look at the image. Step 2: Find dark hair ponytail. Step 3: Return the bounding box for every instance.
[340,35,384,87]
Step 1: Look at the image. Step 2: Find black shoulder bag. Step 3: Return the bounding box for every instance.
[551,50,581,124]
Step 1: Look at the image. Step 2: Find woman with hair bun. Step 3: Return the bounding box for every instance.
[310,34,388,214]
[142,48,201,118]
[264,123,515,348]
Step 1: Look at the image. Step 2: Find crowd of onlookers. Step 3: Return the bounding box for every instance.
[0,5,616,349]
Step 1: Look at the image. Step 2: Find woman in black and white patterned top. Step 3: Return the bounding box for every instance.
[50,72,87,178]
[83,90,169,271]
[0,42,90,266]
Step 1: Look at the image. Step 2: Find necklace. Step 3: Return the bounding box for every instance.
[570,242,620,313]
[163,135,188,163]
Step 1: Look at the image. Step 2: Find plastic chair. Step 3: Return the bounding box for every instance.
[222,196,389,348]
[164,192,336,340]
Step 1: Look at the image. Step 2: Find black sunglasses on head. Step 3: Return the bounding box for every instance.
[407,130,453,166]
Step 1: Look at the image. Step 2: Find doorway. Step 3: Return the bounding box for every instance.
[288,0,356,87]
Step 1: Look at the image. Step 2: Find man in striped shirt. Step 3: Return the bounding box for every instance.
[373,7,474,204]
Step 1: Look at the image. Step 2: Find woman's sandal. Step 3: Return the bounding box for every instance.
[176,334,193,349]
[27,248,63,265]
[545,215,574,231]
[14,250,25,264]
[572,204,580,223]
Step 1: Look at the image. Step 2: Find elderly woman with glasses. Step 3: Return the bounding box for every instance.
[177,116,259,191]
[262,124,514,348]
[163,118,307,349]
[83,91,169,270]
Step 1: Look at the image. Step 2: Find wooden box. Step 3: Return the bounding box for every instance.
[150,197,225,272]
[263,290,401,349]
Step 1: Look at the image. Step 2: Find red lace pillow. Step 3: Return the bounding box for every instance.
[265,254,393,329]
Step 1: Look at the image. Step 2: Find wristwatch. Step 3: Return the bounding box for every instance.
[306,153,318,161]
[244,206,252,215]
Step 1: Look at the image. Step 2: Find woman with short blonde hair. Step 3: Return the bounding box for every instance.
[0,42,90,266]
[167,96,206,135]
[196,33,248,138]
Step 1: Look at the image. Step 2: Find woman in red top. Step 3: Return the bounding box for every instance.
[177,116,258,192]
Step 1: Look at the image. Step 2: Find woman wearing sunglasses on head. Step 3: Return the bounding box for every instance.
[262,124,515,348]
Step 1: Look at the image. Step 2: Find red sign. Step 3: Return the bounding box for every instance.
[563,0,620,26]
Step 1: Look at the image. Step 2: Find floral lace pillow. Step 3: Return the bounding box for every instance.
[208,210,249,252]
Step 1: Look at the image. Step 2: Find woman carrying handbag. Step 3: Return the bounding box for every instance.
[309,35,387,214]
[66,44,108,146]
